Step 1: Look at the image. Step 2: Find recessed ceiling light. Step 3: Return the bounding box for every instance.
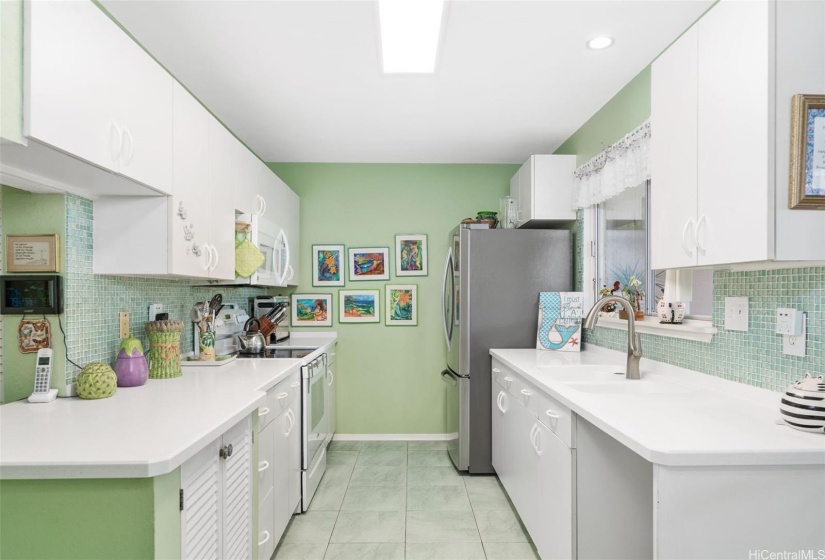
[379,0,445,73]
[587,36,614,50]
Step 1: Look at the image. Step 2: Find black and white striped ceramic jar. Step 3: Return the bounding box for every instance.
[780,373,825,433]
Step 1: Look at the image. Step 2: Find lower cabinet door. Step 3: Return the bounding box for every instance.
[257,488,275,560]
[272,408,291,542]
[287,407,302,515]
[528,421,574,560]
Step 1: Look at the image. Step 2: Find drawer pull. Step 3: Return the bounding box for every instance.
[520,389,533,397]
[492,368,501,373]
[546,410,560,420]
[259,407,270,417]
[258,460,270,472]
[504,376,513,382]
[291,381,301,388]
[278,392,289,400]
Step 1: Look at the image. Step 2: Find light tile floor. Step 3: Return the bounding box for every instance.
[273,441,539,560]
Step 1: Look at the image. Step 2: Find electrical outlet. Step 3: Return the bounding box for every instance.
[148,303,163,322]
[119,311,130,339]
[782,312,807,357]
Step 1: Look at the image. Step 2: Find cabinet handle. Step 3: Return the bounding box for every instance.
[328,370,334,386]
[529,424,538,449]
[503,376,513,386]
[681,217,696,258]
[278,392,288,400]
[259,195,267,216]
[496,391,507,414]
[696,214,707,254]
[254,195,264,216]
[285,409,295,436]
[532,425,543,456]
[202,243,213,271]
[291,381,301,388]
[258,460,269,472]
[121,126,135,165]
[209,245,219,272]
[492,368,501,373]
[520,388,533,398]
[546,410,560,421]
[219,444,233,459]
[259,406,270,418]
[107,119,122,162]
[258,531,270,547]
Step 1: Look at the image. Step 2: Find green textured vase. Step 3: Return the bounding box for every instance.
[147,331,182,379]
[76,363,117,399]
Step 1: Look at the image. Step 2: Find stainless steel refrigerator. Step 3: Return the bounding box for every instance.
[440,225,572,473]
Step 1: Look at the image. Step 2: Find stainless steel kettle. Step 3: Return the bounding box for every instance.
[238,318,267,354]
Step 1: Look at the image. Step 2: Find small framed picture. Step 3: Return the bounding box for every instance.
[395,234,427,276]
[291,294,333,327]
[5,234,60,272]
[385,284,418,326]
[339,290,380,323]
[348,247,390,281]
[312,244,345,287]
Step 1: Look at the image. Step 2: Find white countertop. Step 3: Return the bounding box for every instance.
[0,333,337,480]
[490,347,825,467]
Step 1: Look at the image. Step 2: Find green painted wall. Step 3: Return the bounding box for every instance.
[554,66,651,165]
[1,186,68,403]
[0,0,24,144]
[0,474,180,559]
[269,163,516,434]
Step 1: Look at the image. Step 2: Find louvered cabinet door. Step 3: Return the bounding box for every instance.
[221,418,253,560]
[181,439,222,560]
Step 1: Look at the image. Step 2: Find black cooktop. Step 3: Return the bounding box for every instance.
[237,348,314,359]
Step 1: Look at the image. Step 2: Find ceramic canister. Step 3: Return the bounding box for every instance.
[113,336,149,387]
[780,373,825,433]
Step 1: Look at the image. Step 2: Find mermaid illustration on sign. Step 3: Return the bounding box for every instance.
[537,292,583,352]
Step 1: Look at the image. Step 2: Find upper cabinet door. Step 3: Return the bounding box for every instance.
[26,1,173,194]
[697,0,770,266]
[518,160,534,226]
[208,120,238,280]
[650,26,699,270]
[171,84,212,278]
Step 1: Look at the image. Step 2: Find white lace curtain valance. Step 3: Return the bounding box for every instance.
[571,119,651,210]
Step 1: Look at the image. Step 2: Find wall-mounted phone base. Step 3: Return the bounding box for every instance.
[28,389,58,403]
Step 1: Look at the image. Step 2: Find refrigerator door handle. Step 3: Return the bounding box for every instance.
[441,249,454,350]
[440,369,457,386]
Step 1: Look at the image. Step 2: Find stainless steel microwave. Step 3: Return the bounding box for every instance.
[0,275,63,315]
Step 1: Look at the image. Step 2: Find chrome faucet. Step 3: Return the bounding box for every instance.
[583,296,642,380]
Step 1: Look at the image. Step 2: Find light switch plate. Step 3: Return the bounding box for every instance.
[118,311,129,339]
[724,296,749,332]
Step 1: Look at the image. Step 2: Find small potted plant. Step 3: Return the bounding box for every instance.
[598,281,621,314]
[619,276,646,321]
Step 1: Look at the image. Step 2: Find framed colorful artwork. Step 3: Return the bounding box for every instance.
[312,244,345,287]
[339,290,380,323]
[348,247,390,281]
[395,234,428,276]
[291,294,332,327]
[385,284,417,326]
[789,94,825,209]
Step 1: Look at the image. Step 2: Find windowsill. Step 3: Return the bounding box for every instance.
[593,315,717,343]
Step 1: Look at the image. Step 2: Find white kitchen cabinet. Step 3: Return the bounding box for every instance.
[24,0,173,195]
[326,350,337,441]
[94,85,235,280]
[650,0,825,269]
[234,143,269,217]
[180,416,252,560]
[509,155,577,227]
[256,369,301,560]
[491,359,574,560]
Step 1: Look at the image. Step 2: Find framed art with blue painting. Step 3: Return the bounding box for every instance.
[312,244,345,287]
[291,294,332,327]
[339,290,380,323]
[385,284,417,326]
[789,94,825,209]
[536,292,583,352]
[395,234,428,276]
[348,247,390,281]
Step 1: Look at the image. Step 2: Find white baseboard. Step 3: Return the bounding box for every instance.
[332,433,458,441]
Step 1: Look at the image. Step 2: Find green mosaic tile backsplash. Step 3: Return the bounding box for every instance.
[583,266,825,392]
[63,195,273,386]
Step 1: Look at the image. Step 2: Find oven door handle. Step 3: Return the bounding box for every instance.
[441,369,457,387]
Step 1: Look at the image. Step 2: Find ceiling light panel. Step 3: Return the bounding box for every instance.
[379,0,445,73]
[587,36,614,50]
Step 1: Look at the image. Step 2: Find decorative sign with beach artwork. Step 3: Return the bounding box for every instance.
[536,292,583,352]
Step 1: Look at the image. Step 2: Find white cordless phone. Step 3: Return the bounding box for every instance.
[28,348,58,403]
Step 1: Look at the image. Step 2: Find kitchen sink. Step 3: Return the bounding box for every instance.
[563,381,691,394]
[536,365,627,383]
